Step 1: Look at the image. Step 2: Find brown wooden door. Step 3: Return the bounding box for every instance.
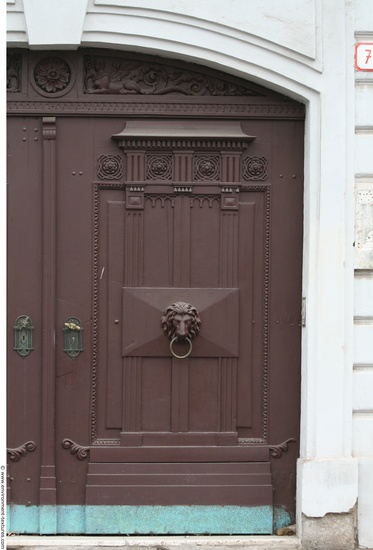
[87,120,272,504]
[82,117,303,532]
[7,49,304,535]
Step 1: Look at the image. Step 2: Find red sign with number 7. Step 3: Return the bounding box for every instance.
[355,42,373,71]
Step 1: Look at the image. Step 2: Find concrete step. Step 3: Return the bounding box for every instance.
[7,535,302,550]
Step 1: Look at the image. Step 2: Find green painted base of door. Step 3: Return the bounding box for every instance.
[7,505,275,535]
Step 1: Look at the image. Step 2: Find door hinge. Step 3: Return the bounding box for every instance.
[301,297,306,327]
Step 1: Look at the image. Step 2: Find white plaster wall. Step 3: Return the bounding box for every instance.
[354,1,373,546]
[8,0,372,546]
[6,0,27,46]
[92,0,318,60]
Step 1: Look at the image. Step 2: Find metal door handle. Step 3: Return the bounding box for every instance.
[64,322,81,331]
[170,336,192,359]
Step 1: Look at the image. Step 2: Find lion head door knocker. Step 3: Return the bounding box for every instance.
[161,302,201,359]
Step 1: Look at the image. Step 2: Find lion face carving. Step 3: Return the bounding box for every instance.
[161,302,201,341]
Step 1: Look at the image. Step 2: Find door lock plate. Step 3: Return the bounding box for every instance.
[63,317,83,359]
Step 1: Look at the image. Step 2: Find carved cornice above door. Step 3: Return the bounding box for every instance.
[7,49,305,120]
[112,120,255,151]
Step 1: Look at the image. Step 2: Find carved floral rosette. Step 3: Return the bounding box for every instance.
[147,155,172,180]
[243,156,269,181]
[194,155,220,181]
[31,56,75,97]
[97,154,124,180]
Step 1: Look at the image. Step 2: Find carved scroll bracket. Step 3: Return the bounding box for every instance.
[62,439,90,460]
[7,441,36,462]
[269,438,296,458]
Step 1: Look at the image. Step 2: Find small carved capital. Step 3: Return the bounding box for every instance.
[42,117,56,140]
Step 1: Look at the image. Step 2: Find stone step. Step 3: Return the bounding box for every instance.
[7,535,302,550]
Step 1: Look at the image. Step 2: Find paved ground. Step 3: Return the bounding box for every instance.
[6,535,302,550]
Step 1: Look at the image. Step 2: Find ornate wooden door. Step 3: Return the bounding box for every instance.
[7,49,304,535]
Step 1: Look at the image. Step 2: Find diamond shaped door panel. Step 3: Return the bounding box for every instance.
[122,287,239,357]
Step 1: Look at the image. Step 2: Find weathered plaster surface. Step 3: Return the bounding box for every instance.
[355,182,373,269]
[297,459,358,518]
[301,512,356,550]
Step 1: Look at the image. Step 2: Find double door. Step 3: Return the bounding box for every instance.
[7,114,303,534]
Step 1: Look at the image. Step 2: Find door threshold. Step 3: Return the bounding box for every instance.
[7,535,302,550]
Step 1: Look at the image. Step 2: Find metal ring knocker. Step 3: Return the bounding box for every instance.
[170,336,193,359]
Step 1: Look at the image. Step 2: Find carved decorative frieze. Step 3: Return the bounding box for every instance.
[34,57,71,94]
[8,49,305,120]
[7,53,22,93]
[145,195,176,208]
[92,439,120,446]
[7,101,304,120]
[97,154,123,180]
[62,438,90,460]
[190,195,220,209]
[7,441,36,462]
[243,156,269,181]
[84,55,261,96]
[146,154,172,180]
[194,155,220,181]
[7,101,305,119]
[174,187,193,194]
